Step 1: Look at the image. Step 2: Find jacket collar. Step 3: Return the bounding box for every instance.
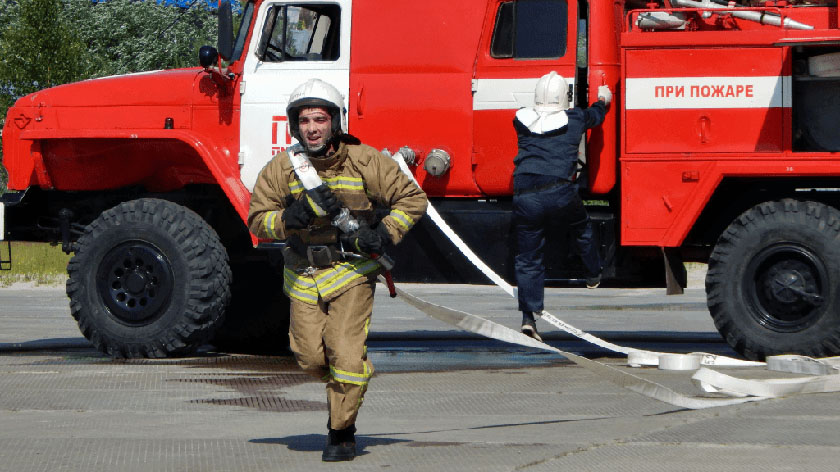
[309,140,349,171]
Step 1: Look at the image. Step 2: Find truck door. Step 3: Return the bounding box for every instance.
[238,0,351,191]
[472,0,579,195]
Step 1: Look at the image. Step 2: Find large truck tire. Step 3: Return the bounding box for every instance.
[66,199,231,358]
[706,199,840,360]
[211,261,291,354]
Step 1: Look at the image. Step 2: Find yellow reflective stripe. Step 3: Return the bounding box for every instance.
[357,366,369,406]
[283,268,319,303]
[330,365,371,386]
[284,261,378,302]
[291,177,364,193]
[363,318,370,357]
[325,176,362,183]
[284,267,317,288]
[389,209,415,230]
[284,286,319,304]
[316,260,380,298]
[263,211,280,239]
[305,195,328,216]
[285,289,318,304]
[324,176,364,190]
[289,180,305,195]
[312,259,375,284]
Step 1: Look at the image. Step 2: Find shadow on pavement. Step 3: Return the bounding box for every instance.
[251,434,410,456]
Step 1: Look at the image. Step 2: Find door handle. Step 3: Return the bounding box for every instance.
[698,116,710,144]
[356,85,365,118]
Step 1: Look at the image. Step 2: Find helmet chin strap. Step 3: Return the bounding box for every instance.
[304,142,329,156]
[303,133,339,158]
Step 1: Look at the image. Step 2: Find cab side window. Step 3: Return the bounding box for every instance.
[491,0,568,59]
[257,4,340,62]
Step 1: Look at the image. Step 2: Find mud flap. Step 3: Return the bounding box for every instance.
[0,204,9,270]
[662,247,686,295]
[0,241,9,271]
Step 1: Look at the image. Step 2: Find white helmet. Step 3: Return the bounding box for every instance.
[534,71,570,111]
[285,78,348,144]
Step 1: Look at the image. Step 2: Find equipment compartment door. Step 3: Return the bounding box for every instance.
[623,47,788,154]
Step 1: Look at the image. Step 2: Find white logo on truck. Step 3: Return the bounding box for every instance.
[625,76,791,110]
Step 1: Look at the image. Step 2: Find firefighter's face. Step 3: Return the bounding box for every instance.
[298,107,332,153]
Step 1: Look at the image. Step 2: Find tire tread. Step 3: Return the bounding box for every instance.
[66,198,231,358]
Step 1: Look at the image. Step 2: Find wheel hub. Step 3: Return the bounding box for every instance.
[123,272,148,295]
[767,263,807,304]
[96,242,174,324]
[746,244,826,332]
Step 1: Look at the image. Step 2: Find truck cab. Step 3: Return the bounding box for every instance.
[4,0,840,361]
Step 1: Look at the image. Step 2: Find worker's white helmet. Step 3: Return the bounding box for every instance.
[534,71,570,111]
[286,78,348,144]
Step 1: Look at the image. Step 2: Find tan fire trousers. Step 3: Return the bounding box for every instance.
[289,281,375,430]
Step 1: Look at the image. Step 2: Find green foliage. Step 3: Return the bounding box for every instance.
[0,0,88,194]
[63,0,219,77]
[0,0,87,102]
[0,145,6,193]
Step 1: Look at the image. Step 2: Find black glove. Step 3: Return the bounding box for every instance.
[375,223,393,247]
[281,198,315,229]
[341,225,385,255]
[307,184,342,216]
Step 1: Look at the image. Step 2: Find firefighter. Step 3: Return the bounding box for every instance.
[512,71,612,341]
[247,78,427,462]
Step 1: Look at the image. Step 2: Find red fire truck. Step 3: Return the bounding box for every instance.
[3,0,840,360]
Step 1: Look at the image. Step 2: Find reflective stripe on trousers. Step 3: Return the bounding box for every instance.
[283,258,381,304]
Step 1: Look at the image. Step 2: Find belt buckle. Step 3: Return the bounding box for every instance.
[307,245,333,268]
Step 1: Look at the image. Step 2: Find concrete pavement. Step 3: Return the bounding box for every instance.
[1,283,839,471]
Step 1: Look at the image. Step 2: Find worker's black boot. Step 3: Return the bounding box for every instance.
[322,424,356,462]
[521,311,543,342]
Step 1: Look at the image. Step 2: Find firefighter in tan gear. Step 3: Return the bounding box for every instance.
[247,79,427,462]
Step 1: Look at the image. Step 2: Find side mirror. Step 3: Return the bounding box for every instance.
[199,45,219,68]
[218,0,233,61]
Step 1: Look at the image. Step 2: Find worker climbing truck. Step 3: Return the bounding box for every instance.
[4,0,840,360]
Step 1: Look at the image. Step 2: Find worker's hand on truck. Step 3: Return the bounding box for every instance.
[597,85,612,106]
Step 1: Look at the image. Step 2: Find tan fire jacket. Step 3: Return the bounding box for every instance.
[248,140,428,304]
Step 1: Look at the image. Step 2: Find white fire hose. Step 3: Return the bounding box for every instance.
[382,150,840,408]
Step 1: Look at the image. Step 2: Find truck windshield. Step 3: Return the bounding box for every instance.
[231,1,255,62]
[257,4,340,62]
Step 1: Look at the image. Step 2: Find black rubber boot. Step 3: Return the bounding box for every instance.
[322,425,356,462]
[521,311,543,342]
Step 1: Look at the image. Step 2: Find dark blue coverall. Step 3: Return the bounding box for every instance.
[512,101,606,315]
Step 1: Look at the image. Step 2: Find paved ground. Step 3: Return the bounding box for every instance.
[1,282,839,471]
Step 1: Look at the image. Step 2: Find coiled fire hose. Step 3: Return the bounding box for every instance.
[381,149,840,408]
